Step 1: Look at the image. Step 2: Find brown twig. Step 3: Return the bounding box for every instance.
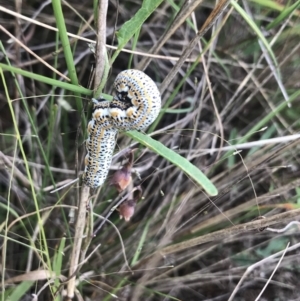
[137,0,205,71]
[66,0,108,298]
[66,186,90,299]
[94,0,108,91]
[132,208,300,273]
[159,0,232,95]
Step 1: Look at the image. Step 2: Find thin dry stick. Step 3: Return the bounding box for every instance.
[191,177,300,233]
[80,0,109,259]
[94,0,108,89]
[159,0,232,95]
[54,243,101,296]
[0,6,226,65]
[93,214,132,273]
[0,25,69,81]
[137,0,205,71]
[254,243,289,301]
[66,187,89,299]
[131,208,300,271]
[161,208,300,255]
[242,0,289,105]
[228,242,297,301]
[0,152,39,190]
[66,0,108,298]
[267,221,300,233]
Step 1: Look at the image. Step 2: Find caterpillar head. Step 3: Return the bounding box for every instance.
[111,69,161,131]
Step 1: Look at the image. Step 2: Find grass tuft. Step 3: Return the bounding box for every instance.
[1,1,300,300]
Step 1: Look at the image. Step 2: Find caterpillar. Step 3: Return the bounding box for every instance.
[82,69,161,188]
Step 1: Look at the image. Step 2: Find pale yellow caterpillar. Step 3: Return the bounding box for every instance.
[82,69,161,188]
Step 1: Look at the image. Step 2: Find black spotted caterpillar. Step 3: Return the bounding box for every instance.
[83,69,161,188]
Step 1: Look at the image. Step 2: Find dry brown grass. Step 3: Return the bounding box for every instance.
[1,1,300,300]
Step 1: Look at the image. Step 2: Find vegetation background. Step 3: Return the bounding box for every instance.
[1,0,300,300]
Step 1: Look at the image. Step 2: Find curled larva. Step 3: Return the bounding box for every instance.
[82,69,161,188]
[110,69,161,131]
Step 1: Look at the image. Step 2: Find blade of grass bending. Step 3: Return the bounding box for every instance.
[126,131,218,196]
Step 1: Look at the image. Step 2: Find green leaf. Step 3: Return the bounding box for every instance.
[53,237,66,288]
[126,131,218,196]
[117,0,163,44]
[52,0,79,85]
[111,0,163,63]
[266,0,300,30]
[6,281,33,301]
[131,221,150,266]
[0,63,91,95]
[0,63,112,100]
[231,1,278,67]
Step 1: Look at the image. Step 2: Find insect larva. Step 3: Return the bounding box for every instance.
[83,100,118,188]
[110,69,161,131]
[82,69,161,188]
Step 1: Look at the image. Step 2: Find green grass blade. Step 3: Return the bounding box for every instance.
[0,67,52,270]
[0,63,93,96]
[52,0,79,85]
[131,220,150,265]
[0,63,113,100]
[237,90,300,145]
[6,281,34,301]
[250,0,300,14]
[128,27,141,69]
[266,0,300,30]
[247,124,277,156]
[111,0,163,64]
[231,1,278,67]
[53,237,66,288]
[215,90,300,170]
[52,0,87,129]
[126,131,218,196]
